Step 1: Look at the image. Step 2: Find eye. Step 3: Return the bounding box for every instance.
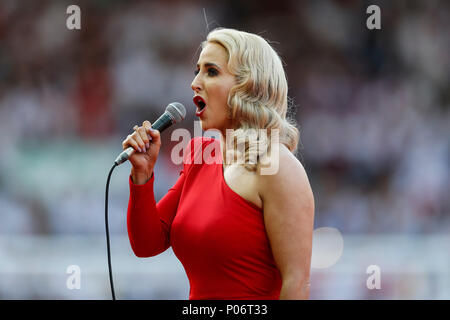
[207,68,218,76]
[194,67,219,76]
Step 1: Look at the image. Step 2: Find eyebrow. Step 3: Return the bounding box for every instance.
[196,62,221,70]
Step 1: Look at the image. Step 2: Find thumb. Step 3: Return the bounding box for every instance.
[147,128,161,145]
[142,120,159,143]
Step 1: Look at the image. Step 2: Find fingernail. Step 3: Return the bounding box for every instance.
[146,142,150,149]
[143,147,147,153]
[137,147,142,152]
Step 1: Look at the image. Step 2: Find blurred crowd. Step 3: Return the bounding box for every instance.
[0,0,448,237]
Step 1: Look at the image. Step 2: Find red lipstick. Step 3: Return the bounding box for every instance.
[194,96,207,117]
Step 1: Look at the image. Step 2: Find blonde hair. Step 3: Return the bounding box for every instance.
[203,28,299,172]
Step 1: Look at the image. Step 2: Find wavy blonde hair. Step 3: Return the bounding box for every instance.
[203,28,299,172]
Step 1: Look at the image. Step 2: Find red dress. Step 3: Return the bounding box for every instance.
[127,137,282,299]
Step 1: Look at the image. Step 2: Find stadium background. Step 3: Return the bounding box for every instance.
[0,0,448,299]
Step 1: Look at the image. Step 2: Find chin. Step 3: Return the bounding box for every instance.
[199,121,223,135]
[199,120,208,131]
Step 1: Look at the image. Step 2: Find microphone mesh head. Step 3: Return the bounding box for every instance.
[166,102,186,123]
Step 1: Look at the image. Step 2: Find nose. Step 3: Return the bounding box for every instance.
[191,75,203,93]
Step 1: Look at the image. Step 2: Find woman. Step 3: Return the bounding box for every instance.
[122,28,315,300]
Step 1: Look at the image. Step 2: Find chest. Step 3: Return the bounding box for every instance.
[223,164,263,210]
[171,164,268,260]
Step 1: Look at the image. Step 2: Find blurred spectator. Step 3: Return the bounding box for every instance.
[0,0,448,299]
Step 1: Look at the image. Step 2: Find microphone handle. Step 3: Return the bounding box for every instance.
[151,112,173,133]
[114,112,173,165]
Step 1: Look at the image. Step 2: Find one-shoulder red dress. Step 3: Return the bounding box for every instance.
[127,136,281,299]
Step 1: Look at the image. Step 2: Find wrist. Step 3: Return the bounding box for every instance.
[131,167,153,185]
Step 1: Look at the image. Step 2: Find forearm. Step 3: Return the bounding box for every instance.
[127,168,186,258]
[127,173,170,257]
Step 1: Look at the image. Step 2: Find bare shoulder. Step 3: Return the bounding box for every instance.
[258,143,308,183]
[258,144,314,208]
[257,144,315,290]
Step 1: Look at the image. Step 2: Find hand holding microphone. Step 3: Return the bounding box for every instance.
[117,102,186,184]
[107,103,185,299]
[123,121,161,184]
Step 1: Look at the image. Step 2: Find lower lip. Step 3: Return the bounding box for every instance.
[196,106,206,117]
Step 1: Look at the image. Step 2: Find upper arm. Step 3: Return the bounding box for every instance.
[259,147,315,282]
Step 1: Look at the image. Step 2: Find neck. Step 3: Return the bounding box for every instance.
[219,128,232,167]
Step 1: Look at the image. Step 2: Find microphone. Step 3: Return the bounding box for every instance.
[114,102,186,165]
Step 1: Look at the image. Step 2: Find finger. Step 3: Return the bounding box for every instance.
[148,127,161,146]
[137,126,150,150]
[143,121,153,142]
[143,120,151,130]
[132,131,146,152]
[123,135,142,153]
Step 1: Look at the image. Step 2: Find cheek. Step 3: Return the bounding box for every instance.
[207,84,228,111]
[215,80,234,106]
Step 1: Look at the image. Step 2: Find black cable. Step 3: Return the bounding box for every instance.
[105,163,118,300]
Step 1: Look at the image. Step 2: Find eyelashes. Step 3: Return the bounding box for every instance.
[194,68,218,76]
[208,68,218,76]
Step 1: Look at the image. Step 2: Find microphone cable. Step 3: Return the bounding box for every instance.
[105,163,118,300]
[103,102,185,300]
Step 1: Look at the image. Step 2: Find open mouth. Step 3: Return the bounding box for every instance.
[194,96,207,116]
